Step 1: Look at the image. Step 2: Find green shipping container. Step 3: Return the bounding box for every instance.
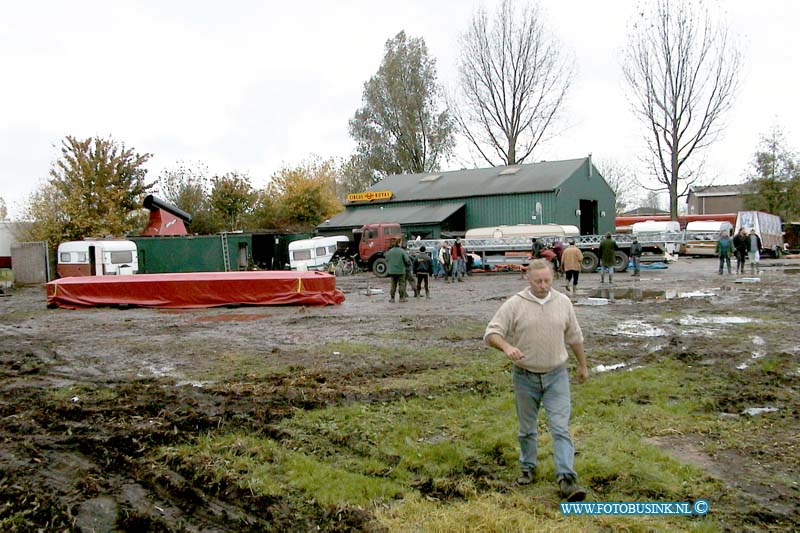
[131,234,253,274]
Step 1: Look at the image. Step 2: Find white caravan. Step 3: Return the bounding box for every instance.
[288,235,350,271]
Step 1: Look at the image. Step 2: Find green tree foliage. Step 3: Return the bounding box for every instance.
[337,153,382,198]
[0,196,7,221]
[209,172,255,232]
[267,157,342,230]
[349,31,454,181]
[22,136,152,249]
[157,162,219,234]
[745,126,800,220]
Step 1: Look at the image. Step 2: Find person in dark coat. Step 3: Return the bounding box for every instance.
[732,228,748,274]
[630,237,643,277]
[412,246,433,298]
[599,233,617,284]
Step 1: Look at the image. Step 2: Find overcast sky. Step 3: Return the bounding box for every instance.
[2,0,798,218]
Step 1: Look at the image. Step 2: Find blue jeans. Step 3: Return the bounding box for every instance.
[513,365,576,477]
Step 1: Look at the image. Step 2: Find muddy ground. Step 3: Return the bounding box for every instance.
[1,258,798,531]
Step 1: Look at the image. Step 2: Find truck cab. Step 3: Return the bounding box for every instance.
[358,223,403,277]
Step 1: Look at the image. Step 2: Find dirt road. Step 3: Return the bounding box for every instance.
[1,258,798,530]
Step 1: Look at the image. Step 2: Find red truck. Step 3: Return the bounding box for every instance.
[355,222,404,277]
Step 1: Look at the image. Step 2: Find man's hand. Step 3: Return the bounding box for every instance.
[576,363,588,383]
[503,345,524,361]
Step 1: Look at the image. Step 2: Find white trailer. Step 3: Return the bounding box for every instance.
[57,240,138,277]
[406,231,682,273]
[735,211,784,257]
[683,221,734,256]
[288,235,349,271]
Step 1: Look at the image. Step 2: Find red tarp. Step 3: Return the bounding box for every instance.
[46,271,345,309]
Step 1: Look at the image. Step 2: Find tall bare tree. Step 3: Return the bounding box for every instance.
[622,0,741,219]
[455,0,574,166]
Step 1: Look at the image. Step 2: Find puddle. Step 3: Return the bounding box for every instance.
[678,315,756,326]
[734,277,761,283]
[175,380,214,388]
[742,407,778,416]
[587,289,714,301]
[594,363,626,373]
[578,297,609,306]
[611,320,667,337]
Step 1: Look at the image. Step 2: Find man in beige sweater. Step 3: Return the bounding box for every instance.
[485,259,588,501]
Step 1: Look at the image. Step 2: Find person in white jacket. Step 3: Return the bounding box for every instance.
[485,259,588,501]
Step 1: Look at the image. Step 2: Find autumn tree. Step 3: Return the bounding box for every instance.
[157,161,219,234]
[267,157,342,229]
[208,172,254,232]
[349,31,454,181]
[745,125,800,220]
[622,0,741,219]
[22,136,152,249]
[455,0,575,166]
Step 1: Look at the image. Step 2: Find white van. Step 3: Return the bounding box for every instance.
[683,221,734,256]
[57,240,138,277]
[288,235,350,271]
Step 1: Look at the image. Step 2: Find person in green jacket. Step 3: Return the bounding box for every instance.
[386,239,411,302]
[599,233,617,284]
[716,232,733,275]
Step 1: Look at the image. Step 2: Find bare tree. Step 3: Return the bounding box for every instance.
[455,0,574,166]
[596,158,640,214]
[622,0,740,219]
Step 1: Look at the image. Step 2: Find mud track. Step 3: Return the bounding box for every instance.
[1,259,798,531]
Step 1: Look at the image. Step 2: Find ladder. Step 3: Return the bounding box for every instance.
[220,233,231,272]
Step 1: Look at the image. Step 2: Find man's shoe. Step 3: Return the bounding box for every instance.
[558,474,586,502]
[516,468,535,485]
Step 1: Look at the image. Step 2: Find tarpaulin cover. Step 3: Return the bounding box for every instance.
[46,271,345,309]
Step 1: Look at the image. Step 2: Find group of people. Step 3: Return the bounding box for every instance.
[385,237,471,302]
[717,227,763,275]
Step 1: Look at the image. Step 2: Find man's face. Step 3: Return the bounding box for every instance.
[527,267,553,298]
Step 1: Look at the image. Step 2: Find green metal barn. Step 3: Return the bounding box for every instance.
[317,157,615,238]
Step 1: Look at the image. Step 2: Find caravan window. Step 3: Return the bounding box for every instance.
[292,249,312,261]
[315,246,327,256]
[110,251,133,264]
[327,245,338,254]
[60,252,71,262]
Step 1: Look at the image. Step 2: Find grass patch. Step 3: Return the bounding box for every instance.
[154,355,735,530]
[46,384,120,404]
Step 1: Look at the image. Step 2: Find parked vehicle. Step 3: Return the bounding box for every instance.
[464,224,580,240]
[57,240,138,277]
[354,223,405,276]
[683,221,734,256]
[288,235,350,271]
[735,211,784,257]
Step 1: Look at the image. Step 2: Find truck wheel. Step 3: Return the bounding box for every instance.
[580,251,599,273]
[614,251,629,272]
[372,258,388,277]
